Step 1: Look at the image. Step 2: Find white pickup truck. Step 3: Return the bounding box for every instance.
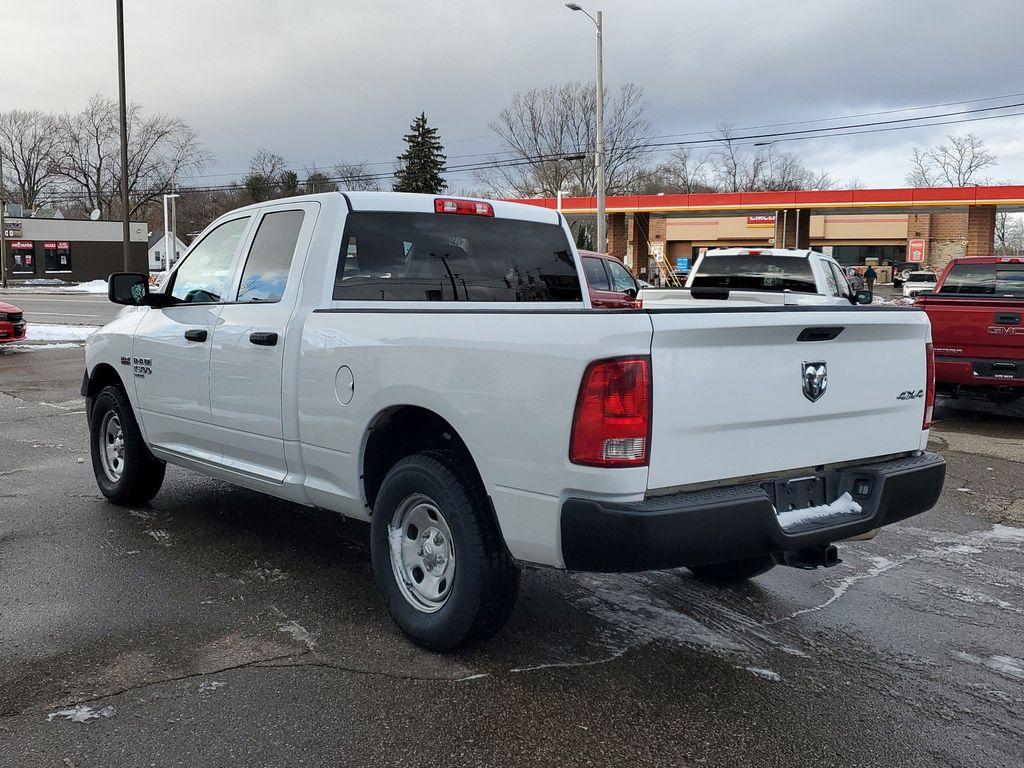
[642,248,873,308]
[83,192,945,649]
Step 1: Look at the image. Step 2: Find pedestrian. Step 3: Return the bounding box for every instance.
[864,265,877,293]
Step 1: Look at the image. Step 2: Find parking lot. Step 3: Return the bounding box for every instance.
[1,314,1022,767]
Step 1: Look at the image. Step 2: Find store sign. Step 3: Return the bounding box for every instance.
[650,243,665,263]
[747,215,776,227]
[10,240,32,249]
[675,257,690,273]
[908,238,926,262]
[3,222,23,238]
[43,242,57,249]
[57,241,70,249]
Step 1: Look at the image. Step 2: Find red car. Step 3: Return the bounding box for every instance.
[579,250,641,308]
[0,300,27,344]
[916,256,1024,401]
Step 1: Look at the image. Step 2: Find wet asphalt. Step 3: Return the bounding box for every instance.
[1,345,1023,767]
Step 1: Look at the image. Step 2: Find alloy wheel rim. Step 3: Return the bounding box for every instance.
[99,411,125,483]
[388,494,456,613]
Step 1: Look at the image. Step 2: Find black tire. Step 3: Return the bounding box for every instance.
[688,555,776,584]
[370,450,520,651]
[89,384,165,506]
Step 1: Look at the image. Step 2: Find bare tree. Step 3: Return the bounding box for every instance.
[996,211,1024,255]
[0,110,60,209]
[644,148,714,194]
[333,161,381,191]
[708,124,833,192]
[906,133,996,187]
[478,81,654,197]
[54,94,209,218]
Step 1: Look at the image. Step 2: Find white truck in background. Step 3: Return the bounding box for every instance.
[83,192,944,650]
[641,248,874,308]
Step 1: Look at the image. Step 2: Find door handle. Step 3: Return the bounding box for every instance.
[995,313,1021,325]
[184,329,208,342]
[249,331,278,347]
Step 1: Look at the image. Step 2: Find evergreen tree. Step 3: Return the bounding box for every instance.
[393,112,447,193]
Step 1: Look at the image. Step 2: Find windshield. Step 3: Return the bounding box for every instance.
[689,255,817,293]
[907,273,936,282]
[938,262,1024,297]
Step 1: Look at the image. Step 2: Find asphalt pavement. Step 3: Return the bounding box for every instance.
[1,346,1022,767]
[0,291,119,326]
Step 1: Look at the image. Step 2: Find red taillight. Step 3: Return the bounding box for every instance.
[434,198,494,216]
[923,342,935,429]
[570,357,651,467]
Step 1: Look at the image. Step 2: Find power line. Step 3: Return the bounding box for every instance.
[33,100,1024,204]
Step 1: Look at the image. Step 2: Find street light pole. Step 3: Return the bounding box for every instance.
[0,148,8,289]
[566,4,605,252]
[115,0,131,272]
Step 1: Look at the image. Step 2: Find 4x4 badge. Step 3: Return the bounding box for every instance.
[802,361,828,402]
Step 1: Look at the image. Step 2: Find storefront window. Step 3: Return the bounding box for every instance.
[43,241,72,272]
[9,241,35,273]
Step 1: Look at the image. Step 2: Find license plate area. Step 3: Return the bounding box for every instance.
[773,475,826,513]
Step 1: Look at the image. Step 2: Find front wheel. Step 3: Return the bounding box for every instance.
[688,554,775,584]
[89,385,165,505]
[370,450,520,650]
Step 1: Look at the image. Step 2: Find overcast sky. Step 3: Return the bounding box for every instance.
[7,0,1024,191]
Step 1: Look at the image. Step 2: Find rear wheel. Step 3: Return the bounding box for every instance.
[370,450,520,650]
[688,555,775,584]
[89,385,165,505]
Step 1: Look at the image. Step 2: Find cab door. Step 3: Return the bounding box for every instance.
[209,203,318,482]
[132,215,253,463]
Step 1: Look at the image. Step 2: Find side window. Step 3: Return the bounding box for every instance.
[170,217,249,303]
[607,260,637,293]
[830,263,852,299]
[236,210,305,303]
[583,257,611,290]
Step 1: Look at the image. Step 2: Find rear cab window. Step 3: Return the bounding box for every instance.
[333,212,582,302]
[939,263,1024,297]
[689,255,817,293]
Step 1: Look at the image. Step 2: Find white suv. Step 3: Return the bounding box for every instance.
[902,271,937,297]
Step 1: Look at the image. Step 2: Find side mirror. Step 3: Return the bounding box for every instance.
[854,290,873,305]
[108,272,152,306]
[624,287,638,300]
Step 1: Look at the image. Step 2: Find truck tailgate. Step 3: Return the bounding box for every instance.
[647,308,931,491]
[924,296,1024,360]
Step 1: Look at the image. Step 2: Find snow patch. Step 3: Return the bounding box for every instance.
[198,680,227,692]
[145,529,170,543]
[0,342,83,352]
[984,524,1024,543]
[278,619,318,650]
[744,667,782,682]
[775,492,862,531]
[46,704,116,723]
[955,652,1024,680]
[26,324,99,342]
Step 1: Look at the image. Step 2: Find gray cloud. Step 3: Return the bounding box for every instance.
[7,0,1024,189]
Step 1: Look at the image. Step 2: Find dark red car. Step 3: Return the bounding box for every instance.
[0,300,27,344]
[916,256,1024,400]
[579,250,641,308]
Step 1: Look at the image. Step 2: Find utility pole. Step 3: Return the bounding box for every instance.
[566,4,605,252]
[116,0,131,272]
[0,147,8,289]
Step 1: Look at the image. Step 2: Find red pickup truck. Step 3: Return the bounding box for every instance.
[916,256,1024,401]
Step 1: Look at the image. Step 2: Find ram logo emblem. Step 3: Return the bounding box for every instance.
[801,361,828,403]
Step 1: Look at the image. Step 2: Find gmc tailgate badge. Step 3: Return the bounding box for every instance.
[802,361,828,402]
